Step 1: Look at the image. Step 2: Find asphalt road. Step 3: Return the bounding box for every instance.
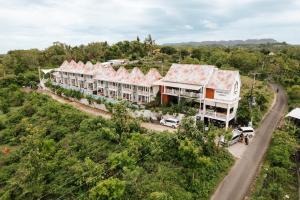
[211,84,287,200]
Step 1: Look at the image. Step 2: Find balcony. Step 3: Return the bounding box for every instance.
[69,75,76,79]
[97,83,106,88]
[200,110,236,121]
[165,88,180,96]
[108,85,118,90]
[180,91,200,98]
[86,78,94,83]
[77,76,85,81]
[122,88,133,93]
[62,74,69,78]
[138,90,150,95]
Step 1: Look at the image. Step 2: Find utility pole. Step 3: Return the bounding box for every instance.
[249,72,261,127]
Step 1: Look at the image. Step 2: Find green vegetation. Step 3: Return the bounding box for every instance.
[0,85,233,199]
[0,37,299,199]
[251,123,299,200]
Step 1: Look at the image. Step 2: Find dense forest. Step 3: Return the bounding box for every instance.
[0,87,233,199]
[0,37,299,199]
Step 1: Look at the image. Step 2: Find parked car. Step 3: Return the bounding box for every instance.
[160,118,180,129]
[219,131,242,146]
[234,127,255,138]
[220,126,255,146]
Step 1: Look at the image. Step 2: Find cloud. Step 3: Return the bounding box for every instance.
[0,0,299,53]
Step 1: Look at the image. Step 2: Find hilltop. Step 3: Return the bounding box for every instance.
[163,39,280,47]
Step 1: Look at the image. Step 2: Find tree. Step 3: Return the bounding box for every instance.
[149,192,173,200]
[111,103,140,142]
[178,117,204,144]
[89,178,126,200]
[108,150,136,171]
[160,46,177,55]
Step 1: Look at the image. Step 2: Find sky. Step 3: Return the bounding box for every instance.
[0,0,299,53]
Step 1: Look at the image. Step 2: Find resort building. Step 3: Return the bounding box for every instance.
[50,61,241,129]
[51,60,162,104]
[156,64,241,129]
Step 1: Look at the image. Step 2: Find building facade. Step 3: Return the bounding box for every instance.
[50,61,241,129]
[156,64,241,129]
[51,60,162,104]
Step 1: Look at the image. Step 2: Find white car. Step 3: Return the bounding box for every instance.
[220,127,255,146]
[234,127,255,138]
[160,118,180,129]
[220,131,242,146]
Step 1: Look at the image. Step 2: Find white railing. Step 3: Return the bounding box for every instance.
[108,85,118,90]
[180,91,200,98]
[202,110,227,120]
[137,90,150,95]
[97,83,105,88]
[122,88,133,93]
[77,76,85,81]
[165,89,180,95]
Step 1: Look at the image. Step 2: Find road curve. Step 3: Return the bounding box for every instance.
[211,84,287,200]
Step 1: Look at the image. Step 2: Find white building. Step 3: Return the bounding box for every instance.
[51,61,241,129]
[156,64,241,129]
[51,60,162,104]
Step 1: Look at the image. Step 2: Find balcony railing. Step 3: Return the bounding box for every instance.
[165,89,180,95]
[199,110,236,121]
[77,77,85,81]
[97,83,105,88]
[122,88,133,93]
[108,85,118,90]
[137,90,150,95]
[180,91,200,98]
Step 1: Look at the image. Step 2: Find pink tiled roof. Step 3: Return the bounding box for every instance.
[161,64,215,86]
[114,66,129,82]
[56,60,162,87]
[95,65,116,81]
[206,69,239,91]
[125,67,145,85]
[144,68,162,86]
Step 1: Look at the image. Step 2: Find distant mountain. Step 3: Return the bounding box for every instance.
[163,39,279,47]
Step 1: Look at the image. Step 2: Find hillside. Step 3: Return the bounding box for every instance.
[163,39,279,47]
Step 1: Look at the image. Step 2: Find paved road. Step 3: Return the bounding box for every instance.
[211,84,287,200]
[36,89,176,133]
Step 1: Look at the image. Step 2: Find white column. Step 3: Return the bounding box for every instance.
[160,86,163,105]
[225,103,230,130]
[178,88,181,104]
[148,87,150,103]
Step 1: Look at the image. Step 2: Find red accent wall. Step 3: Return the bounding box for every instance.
[160,86,169,104]
[160,85,164,93]
[162,94,169,104]
[206,88,215,99]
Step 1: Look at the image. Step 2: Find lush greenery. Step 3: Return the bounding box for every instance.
[0,37,300,199]
[0,85,233,200]
[251,123,299,200]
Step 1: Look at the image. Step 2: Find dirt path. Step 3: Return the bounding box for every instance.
[37,89,175,132]
[210,84,287,200]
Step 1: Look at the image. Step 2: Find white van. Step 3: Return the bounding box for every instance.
[234,127,255,138]
[160,118,180,129]
[220,131,242,146]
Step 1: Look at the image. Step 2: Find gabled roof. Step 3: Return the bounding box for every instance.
[161,64,215,86]
[95,65,116,81]
[206,69,239,91]
[126,67,145,85]
[144,68,162,86]
[114,66,129,82]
